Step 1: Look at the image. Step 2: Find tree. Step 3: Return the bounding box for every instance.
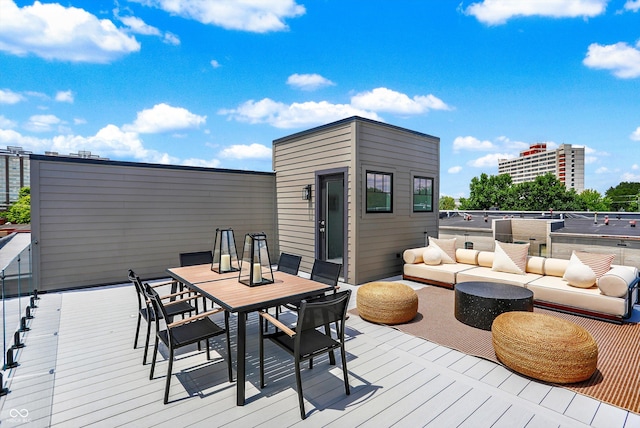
[5,186,30,224]
[459,173,514,210]
[605,182,640,211]
[439,195,456,210]
[576,189,611,211]
[511,173,579,211]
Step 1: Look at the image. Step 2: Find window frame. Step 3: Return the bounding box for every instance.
[365,170,393,214]
[412,175,434,213]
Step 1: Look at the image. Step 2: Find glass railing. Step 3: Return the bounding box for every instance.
[0,240,35,375]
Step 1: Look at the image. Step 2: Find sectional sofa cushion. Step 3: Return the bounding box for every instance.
[403,247,424,264]
[572,250,615,279]
[563,261,597,289]
[429,237,457,264]
[422,246,442,265]
[598,266,638,298]
[456,248,479,265]
[492,241,529,275]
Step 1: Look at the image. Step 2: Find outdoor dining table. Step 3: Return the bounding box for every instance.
[166,263,334,406]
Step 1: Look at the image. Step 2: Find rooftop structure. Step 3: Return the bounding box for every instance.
[498,143,585,193]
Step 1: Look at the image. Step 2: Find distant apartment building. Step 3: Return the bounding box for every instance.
[0,146,31,210]
[0,146,109,210]
[498,143,585,193]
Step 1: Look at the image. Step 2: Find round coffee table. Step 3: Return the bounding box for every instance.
[454,281,533,330]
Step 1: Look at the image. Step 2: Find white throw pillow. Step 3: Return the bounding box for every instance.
[563,261,597,288]
[572,250,615,279]
[422,246,442,265]
[429,237,456,264]
[598,267,636,297]
[492,241,529,275]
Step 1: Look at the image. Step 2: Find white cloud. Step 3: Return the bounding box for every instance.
[220,98,382,129]
[0,115,17,129]
[119,15,161,36]
[621,172,640,181]
[210,59,221,68]
[181,158,221,168]
[453,136,495,152]
[0,0,140,63]
[631,126,640,140]
[633,164,639,170]
[595,167,609,173]
[351,87,451,114]
[448,166,463,174]
[583,41,640,78]
[74,118,87,125]
[287,74,335,91]
[0,88,25,104]
[625,0,640,11]
[219,143,272,159]
[464,0,607,25]
[135,0,306,33]
[469,153,513,168]
[123,103,206,133]
[163,32,180,45]
[55,90,74,103]
[24,114,62,132]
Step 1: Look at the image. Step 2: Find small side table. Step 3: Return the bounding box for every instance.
[455,281,533,330]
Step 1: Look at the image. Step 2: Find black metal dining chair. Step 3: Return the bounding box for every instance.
[179,251,214,310]
[146,282,233,404]
[258,290,352,419]
[129,269,198,365]
[277,252,302,275]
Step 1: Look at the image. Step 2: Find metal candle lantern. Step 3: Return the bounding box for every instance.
[211,228,240,273]
[239,232,274,286]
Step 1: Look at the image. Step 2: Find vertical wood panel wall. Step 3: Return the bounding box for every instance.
[30,156,277,291]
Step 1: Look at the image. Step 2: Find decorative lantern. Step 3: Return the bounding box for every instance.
[211,228,240,273]
[239,232,274,286]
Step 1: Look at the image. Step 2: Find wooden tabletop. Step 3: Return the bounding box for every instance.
[167,265,333,313]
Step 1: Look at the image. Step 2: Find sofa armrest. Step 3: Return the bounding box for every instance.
[403,247,428,264]
[626,276,640,317]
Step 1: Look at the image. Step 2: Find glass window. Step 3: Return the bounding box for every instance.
[366,171,392,213]
[413,176,433,212]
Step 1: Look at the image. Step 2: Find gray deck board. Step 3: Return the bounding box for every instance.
[0,280,637,427]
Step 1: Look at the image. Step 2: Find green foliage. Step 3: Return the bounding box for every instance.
[576,189,611,211]
[605,182,640,212]
[459,173,581,211]
[439,195,456,210]
[459,173,514,210]
[5,187,30,224]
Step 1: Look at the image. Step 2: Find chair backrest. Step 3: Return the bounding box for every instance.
[278,253,302,275]
[310,260,342,287]
[180,251,213,267]
[297,290,351,335]
[144,282,169,325]
[128,269,145,304]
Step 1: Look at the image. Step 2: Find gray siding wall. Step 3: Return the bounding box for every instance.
[355,120,439,284]
[273,121,354,278]
[30,156,277,291]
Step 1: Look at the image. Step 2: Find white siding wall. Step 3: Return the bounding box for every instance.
[31,156,277,291]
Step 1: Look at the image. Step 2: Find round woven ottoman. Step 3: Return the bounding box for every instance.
[492,312,598,384]
[357,282,418,325]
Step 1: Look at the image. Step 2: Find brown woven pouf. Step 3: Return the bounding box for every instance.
[357,282,418,325]
[492,312,598,384]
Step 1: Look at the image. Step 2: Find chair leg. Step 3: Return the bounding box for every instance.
[295,358,306,419]
[150,336,159,379]
[134,313,142,349]
[143,318,153,365]
[164,347,174,404]
[341,347,350,395]
[205,338,211,360]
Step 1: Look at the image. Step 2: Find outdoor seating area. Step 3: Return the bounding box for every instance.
[2,276,638,427]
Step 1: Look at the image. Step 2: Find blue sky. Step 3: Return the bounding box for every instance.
[1,0,640,198]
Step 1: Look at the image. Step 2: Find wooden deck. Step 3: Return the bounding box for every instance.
[1,279,639,427]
